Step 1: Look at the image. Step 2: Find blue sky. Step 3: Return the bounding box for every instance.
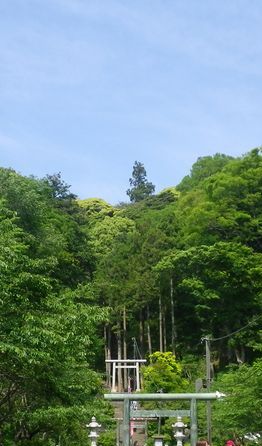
[1,0,261,204]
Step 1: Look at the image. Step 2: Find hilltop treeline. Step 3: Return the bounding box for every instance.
[0,149,261,444]
[84,150,261,367]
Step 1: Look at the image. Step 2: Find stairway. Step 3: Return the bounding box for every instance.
[112,401,146,446]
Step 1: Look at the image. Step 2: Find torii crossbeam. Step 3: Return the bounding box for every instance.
[105,359,146,392]
[104,392,225,446]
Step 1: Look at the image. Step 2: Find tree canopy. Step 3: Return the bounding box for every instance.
[0,148,261,444]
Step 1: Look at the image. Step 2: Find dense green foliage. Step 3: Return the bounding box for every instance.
[0,170,110,445]
[0,149,261,444]
[212,358,262,441]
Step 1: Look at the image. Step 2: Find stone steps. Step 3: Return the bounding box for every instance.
[111,401,146,446]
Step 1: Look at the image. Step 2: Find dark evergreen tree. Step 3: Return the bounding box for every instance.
[126,161,155,202]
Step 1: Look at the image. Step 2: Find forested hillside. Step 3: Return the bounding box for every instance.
[0,149,261,445]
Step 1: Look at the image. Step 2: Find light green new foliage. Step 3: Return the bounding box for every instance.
[142,352,188,393]
[78,197,115,224]
[90,215,135,260]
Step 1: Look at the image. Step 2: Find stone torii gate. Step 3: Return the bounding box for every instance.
[104,392,225,446]
[105,359,146,392]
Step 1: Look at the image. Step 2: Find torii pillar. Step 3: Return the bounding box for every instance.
[105,359,146,392]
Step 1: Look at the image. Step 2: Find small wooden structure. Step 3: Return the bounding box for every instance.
[105,359,146,392]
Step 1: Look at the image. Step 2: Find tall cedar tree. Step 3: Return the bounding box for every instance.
[126,161,155,202]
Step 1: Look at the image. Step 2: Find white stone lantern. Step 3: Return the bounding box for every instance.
[152,435,165,446]
[86,416,101,446]
[172,416,186,446]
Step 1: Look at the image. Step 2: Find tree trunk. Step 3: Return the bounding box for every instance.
[104,325,107,361]
[117,320,123,392]
[123,306,128,390]
[170,277,177,355]
[163,306,167,352]
[159,295,163,352]
[146,304,152,355]
[108,325,112,361]
[104,324,111,387]
[108,326,112,389]
[139,309,144,357]
[235,346,246,364]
